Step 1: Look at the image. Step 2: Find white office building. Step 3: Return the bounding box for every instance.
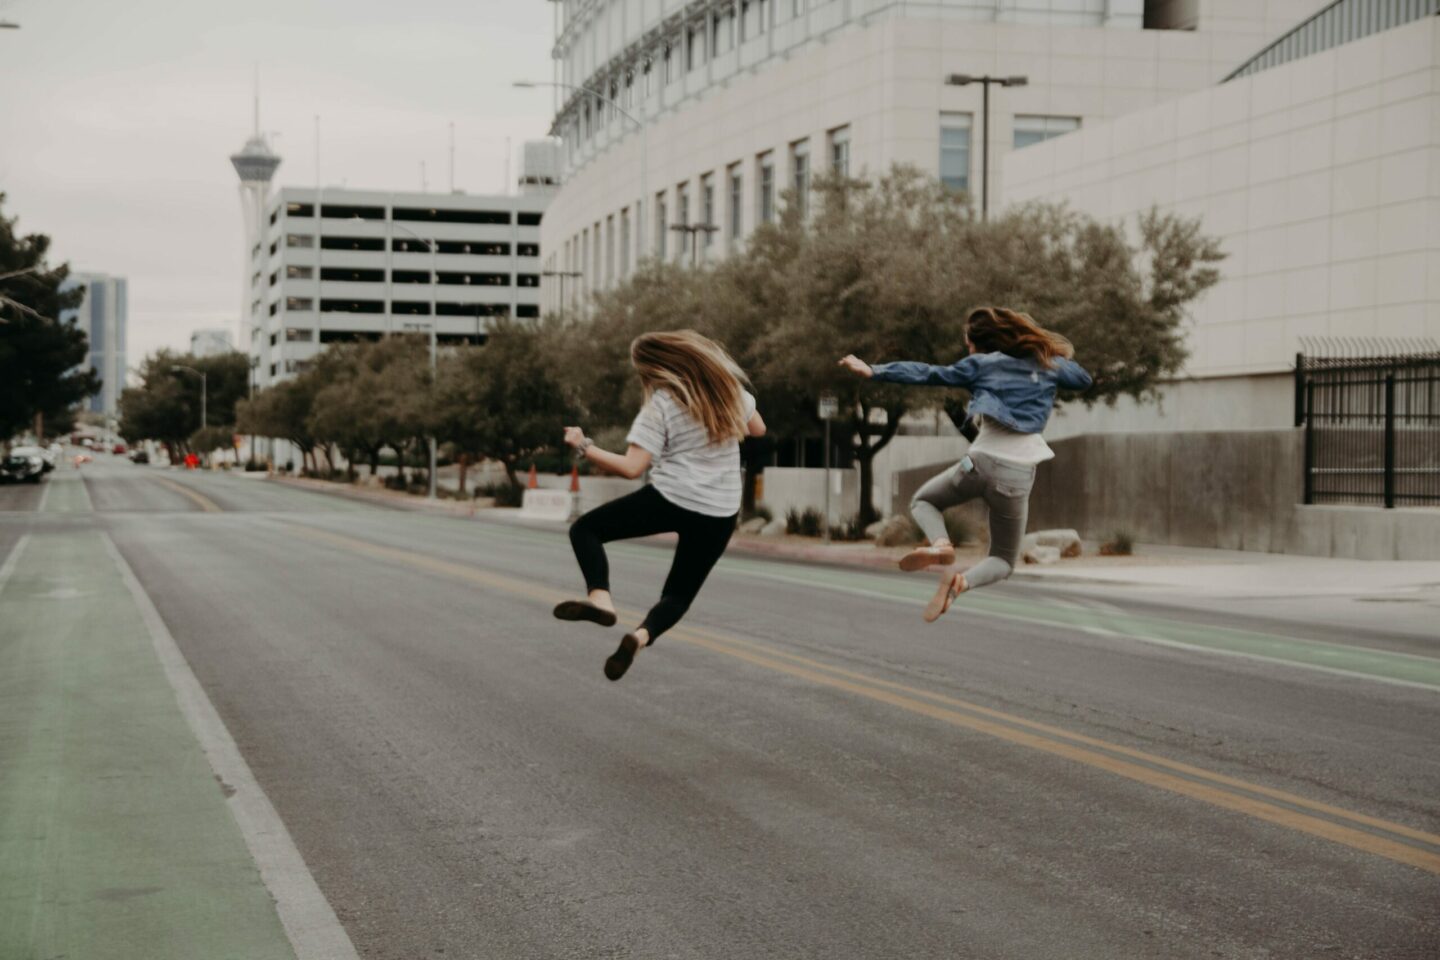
[246,186,551,387]
[1006,0,1440,435]
[539,0,1338,315]
[59,271,127,416]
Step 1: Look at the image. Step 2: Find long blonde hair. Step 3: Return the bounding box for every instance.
[630,330,749,444]
[964,306,1074,368]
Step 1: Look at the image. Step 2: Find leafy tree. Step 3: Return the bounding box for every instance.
[0,193,99,441]
[118,350,250,456]
[307,337,429,480]
[236,375,322,473]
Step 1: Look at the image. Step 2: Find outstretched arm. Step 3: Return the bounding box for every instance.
[1055,358,1093,392]
[563,426,652,480]
[840,354,980,388]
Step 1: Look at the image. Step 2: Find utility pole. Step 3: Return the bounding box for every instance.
[670,223,720,267]
[943,74,1027,220]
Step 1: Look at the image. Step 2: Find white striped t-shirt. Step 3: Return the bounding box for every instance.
[626,387,756,517]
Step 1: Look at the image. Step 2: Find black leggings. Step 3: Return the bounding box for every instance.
[568,484,736,642]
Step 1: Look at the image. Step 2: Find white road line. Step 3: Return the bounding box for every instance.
[101,533,360,960]
[36,477,52,512]
[0,533,31,597]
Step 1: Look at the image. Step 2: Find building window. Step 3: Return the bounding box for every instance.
[517,274,541,288]
[320,299,384,314]
[285,297,315,311]
[605,215,615,285]
[676,183,690,262]
[829,125,850,177]
[437,272,510,286]
[643,58,653,96]
[285,234,315,249]
[285,327,314,342]
[391,301,431,315]
[268,302,278,316]
[939,113,972,193]
[701,174,716,249]
[623,71,634,108]
[320,204,385,220]
[664,43,675,84]
[392,207,510,225]
[518,212,542,227]
[516,243,539,257]
[727,163,743,249]
[656,194,668,258]
[1013,115,1081,150]
[268,270,279,287]
[320,236,385,252]
[285,265,314,279]
[269,209,278,226]
[391,270,431,284]
[320,267,385,283]
[592,221,601,287]
[391,238,434,254]
[757,152,775,225]
[285,202,314,217]
[620,208,631,277]
[791,139,811,218]
[516,304,540,319]
[686,25,704,72]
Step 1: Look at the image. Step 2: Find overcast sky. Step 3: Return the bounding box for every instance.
[0,0,556,368]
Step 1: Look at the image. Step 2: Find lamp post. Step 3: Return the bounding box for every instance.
[669,223,720,268]
[943,74,1027,221]
[171,364,207,444]
[542,269,582,322]
[513,79,649,259]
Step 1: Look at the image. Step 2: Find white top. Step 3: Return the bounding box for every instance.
[967,416,1054,466]
[626,387,756,517]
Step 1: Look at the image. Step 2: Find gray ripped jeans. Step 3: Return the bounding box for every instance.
[910,451,1036,591]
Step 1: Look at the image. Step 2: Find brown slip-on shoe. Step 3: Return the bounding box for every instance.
[553,599,619,627]
[604,632,643,681]
[899,544,957,572]
[923,573,966,623]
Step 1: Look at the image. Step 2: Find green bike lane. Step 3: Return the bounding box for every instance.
[0,470,305,960]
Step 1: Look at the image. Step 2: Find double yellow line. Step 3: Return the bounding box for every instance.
[289,523,1440,875]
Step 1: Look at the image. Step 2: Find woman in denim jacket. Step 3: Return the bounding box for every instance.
[839,306,1092,621]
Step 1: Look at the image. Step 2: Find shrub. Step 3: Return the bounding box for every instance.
[828,514,870,542]
[785,507,824,537]
[745,504,774,524]
[478,479,525,507]
[942,507,973,546]
[875,515,925,547]
[244,459,265,473]
[1100,530,1135,556]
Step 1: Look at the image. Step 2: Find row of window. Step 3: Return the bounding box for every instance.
[269,299,539,319]
[267,267,539,287]
[269,202,543,227]
[273,235,539,256]
[558,112,1077,302]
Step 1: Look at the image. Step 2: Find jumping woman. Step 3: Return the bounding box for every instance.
[555,330,766,681]
[839,306,1092,622]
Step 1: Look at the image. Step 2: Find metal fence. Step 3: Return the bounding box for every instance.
[1294,345,1440,508]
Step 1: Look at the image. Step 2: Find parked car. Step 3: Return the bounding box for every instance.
[112,442,126,455]
[129,450,150,464]
[11,445,56,473]
[0,451,45,484]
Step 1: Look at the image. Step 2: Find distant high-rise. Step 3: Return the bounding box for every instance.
[58,272,127,417]
[230,79,281,369]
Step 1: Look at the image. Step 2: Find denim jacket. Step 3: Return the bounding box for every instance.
[870,352,1093,434]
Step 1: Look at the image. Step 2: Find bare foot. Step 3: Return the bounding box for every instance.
[923,572,967,623]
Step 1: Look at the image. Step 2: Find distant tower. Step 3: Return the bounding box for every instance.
[230,73,281,370]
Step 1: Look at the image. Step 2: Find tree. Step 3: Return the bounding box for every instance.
[439,318,570,487]
[307,337,430,480]
[236,374,322,473]
[0,193,99,441]
[118,350,250,457]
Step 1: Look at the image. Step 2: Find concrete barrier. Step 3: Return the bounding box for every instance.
[519,488,574,522]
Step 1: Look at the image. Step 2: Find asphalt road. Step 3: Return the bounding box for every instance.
[6,456,1438,959]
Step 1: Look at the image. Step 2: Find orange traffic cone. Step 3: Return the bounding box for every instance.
[526,463,538,489]
[569,463,580,493]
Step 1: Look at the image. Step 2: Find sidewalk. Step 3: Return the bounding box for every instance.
[267,476,1440,600]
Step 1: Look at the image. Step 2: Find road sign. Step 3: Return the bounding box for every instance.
[818,393,838,420]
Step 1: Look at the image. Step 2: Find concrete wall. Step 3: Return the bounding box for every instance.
[760,467,860,526]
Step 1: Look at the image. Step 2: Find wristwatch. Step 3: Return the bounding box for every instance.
[578,437,594,455]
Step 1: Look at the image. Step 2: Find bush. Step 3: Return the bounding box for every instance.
[1100,530,1135,556]
[244,459,265,473]
[875,515,925,547]
[942,507,973,546]
[478,479,525,507]
[785,507,824,537]
[745,504,774,523]
[828,514,870,542]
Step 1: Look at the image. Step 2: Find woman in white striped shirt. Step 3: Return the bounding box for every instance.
[555,330,766,681]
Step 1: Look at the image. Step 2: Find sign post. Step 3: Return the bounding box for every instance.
[818,393,838,542]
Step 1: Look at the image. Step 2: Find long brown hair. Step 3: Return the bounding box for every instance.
[964,306,1073,368]
[630,330,750,444]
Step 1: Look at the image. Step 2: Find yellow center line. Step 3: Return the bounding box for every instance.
[151,475,222,513]
[287,522,1440,875]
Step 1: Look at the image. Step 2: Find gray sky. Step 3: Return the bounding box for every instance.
[0,0,556,369]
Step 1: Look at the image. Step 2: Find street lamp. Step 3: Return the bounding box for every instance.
[943,74,1027,221]
[669,223,720,268]
[171,364,207,445]
[542,269,582,322]
[513,79,649,259]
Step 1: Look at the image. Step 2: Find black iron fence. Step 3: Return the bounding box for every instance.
[1294,345,1440,508]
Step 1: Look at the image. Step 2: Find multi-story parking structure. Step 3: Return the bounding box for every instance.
[247,186,551,388]
[539,0,1332,315]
